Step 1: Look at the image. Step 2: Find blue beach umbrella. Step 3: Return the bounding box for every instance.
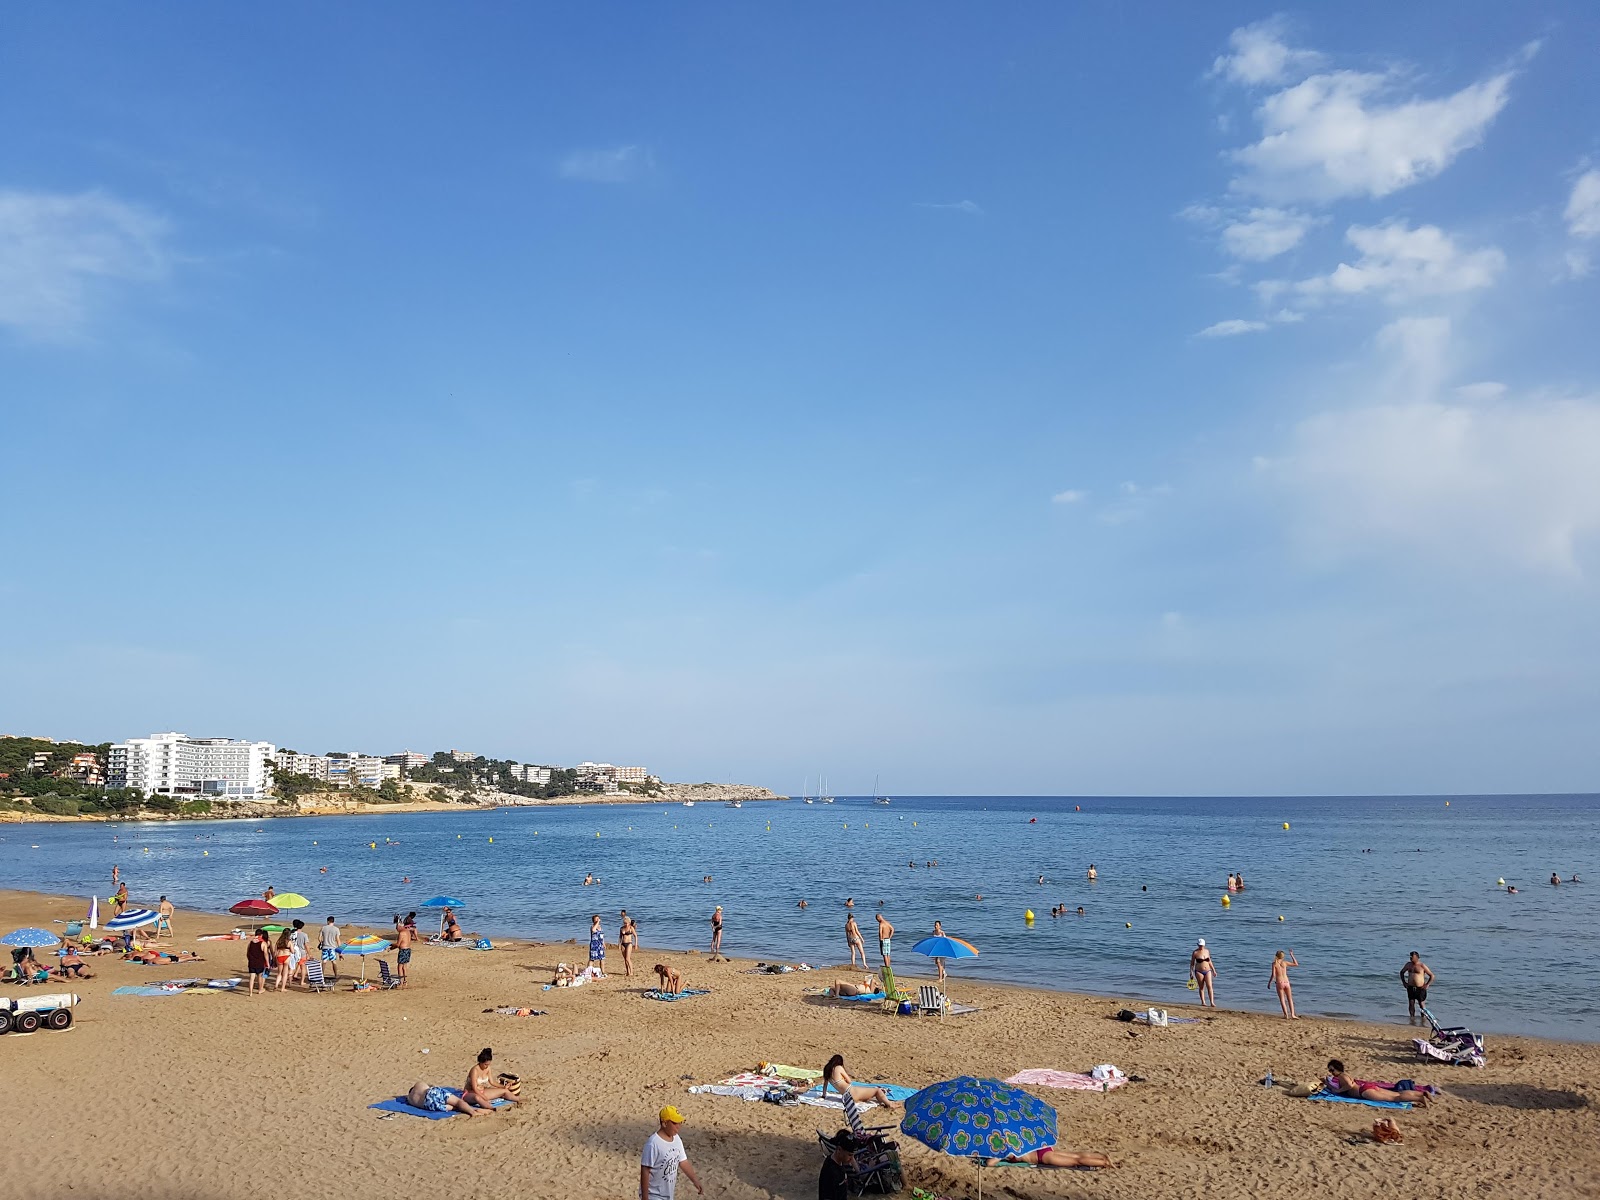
[901,1076,1057,1200]
[2,927,61,948]
[420,896,464,938]
[911,935,979,960]
[106,908,160,933]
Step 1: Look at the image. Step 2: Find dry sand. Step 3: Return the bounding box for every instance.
[1,889,1595,1200]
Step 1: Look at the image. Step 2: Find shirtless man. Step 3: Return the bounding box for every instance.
[156,895,175,940]
[875,912,894,967]
[845,913,867,968]
[1400,951,1435,1019]
[395,919,414,985]
[1189,939,1217,1007]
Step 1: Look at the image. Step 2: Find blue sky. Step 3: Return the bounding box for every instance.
[4,4,1599,795]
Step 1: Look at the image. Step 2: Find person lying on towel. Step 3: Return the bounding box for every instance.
[1324,1059,1436,1105]
[983,1148,1114,1169]
[829,976,880,998]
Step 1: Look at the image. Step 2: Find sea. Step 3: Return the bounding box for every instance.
[2,794,1596,1041]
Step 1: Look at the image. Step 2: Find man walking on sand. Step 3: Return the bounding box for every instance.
[396,918,414,985]
[1400,951,1435,1020]
[156,895,175,940]
[876,912,894,967]
[320,916,342,981]
[641,1106,704,1200]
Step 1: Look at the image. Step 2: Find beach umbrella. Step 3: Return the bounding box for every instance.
[87,894,98,930]
[106,908,160,933]
[1,927,61,948]
[901,1076,1057,1200]
[420,896,464,937]
[230,899,279,917]
[341,934,391,982]
[270,893,310,909]
[911,935,979,960]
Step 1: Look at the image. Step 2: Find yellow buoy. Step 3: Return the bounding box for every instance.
[1497,878,1505,886]
[1125,922,1132,928]
[1025,910,1035,921]
[488,837,493,842]
[370,842,376,849]
[1282,822,1290,830]
[1221,895,1231,906]
[1278,914,1285,921]
[1445,801,1450,806]
[203,850,208,856]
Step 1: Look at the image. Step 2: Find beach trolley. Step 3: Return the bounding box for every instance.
[0,993,81,1034]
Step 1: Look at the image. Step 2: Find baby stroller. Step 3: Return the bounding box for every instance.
[818,1128,903,1196]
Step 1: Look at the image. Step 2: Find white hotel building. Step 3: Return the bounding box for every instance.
[109,732,277,801]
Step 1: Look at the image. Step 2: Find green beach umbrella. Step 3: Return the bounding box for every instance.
[270,893,311,909]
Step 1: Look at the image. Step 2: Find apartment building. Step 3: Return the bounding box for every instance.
[109,732,276,800]
[614,766,648,783]
[509,764,553,786]
[384,751,429,772]
[275,752,331,780]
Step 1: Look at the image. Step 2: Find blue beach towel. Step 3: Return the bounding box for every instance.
[834,991,886,1003]
[1309,1092,1412,1110]
[644,988,711,1001]
[368,1088,512,1120]
[112,985,182,996]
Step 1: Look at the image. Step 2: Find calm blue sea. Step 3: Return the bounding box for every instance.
[2,795,1596,1040]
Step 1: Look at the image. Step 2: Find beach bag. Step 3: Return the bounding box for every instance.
[474,938,493,950]
[1116,1009,1137,1022]
[1146,1007,1169,1027]
[496,1073,521,1097]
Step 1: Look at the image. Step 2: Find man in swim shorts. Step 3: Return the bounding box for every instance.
[320,916,342,980]
[396,919,413,985]
[875,912,893,967]
[1400,951,1434,1019]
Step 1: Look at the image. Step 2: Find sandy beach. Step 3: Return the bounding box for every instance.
[2,889,1596,1200]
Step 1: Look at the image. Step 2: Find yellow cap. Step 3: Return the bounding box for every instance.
[659,1105,686,1124]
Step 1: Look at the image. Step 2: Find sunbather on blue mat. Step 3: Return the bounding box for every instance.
[1323,1059,1435,1106]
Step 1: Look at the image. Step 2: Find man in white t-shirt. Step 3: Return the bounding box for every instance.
[640,1106,704,1200]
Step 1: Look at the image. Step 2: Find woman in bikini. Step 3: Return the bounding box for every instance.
[463,1047,519,1110]
[1189,939,1217,1007]
[618,910,638,977]
[274,927,294,992]
[821,1054,898,1110]
[1324,1059,1433,1105]
[1269,949,1300,1019]
[986,1147,1114,1169]
[845,913,867,968]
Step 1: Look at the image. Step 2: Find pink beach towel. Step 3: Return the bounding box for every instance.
[1005,1069,1126,1091]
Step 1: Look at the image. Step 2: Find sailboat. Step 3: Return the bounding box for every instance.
[801,775,814,804]
[872,774,892,805]
[820,773,834,803]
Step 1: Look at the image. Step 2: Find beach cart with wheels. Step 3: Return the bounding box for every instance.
[0,993,81,1034]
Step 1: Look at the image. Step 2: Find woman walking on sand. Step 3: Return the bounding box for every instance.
[1270,949,1300,1019]
[845,912,867,968]
[619,910,637,977]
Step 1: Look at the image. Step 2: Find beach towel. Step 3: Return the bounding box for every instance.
[1004,1069,1127,1092]
[112,985,183,997]
[644,988,711,1001]
[760,1064,822,1081]
[832,991,886,1003]
[1133,1012,1201,1025]
[368,1088,512,1120]
[720,1072,790,1087]
[688,1085,769,1100]
[486,1007,547,1016]
[1309,1092,1412,1110]
[804,1083,920,1102]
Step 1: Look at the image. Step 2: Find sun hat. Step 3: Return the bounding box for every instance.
[1196,938,1205,947]
[660,1105,686,1124]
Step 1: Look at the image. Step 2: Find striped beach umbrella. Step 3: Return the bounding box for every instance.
[342,934,391,982]
[1,927,61,948]
[106,907,161,933]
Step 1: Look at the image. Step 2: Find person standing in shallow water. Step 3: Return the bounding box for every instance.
[1190,939,1217,1007]
[1270,949,1300,1019]
[619,910,637,977]
[709,906,725,961]
[845,912,866,967]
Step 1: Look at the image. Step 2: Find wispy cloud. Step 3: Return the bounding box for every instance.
[557,144,654,184]
[1051,489,1086,504]
[1210,16,1323,87]
[1196,318,1268,338]
[0,188,172,340]
[1099,481,1172,524]
[1563,168,1600,277]
[1277,221,1504,304]
[917,200,983,216]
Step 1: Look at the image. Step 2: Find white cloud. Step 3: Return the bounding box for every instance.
[1221,206,1315,260]
[1099,481,1172,525]
[918,200,983,215]
[1263,318,1600,575]
[1565,169,1600,238]
[557,144,653,183]
[1231,67,1513,202]
[1287,221,1504,303]
[0,188,171,339]
[1197,318,1269,338]
[1051,489,1086,504]
[1456,381,1507,402]
[1211,18,1322,86]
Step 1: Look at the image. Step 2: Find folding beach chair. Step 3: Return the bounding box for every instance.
[1418,1004,1485,1056]
[917,984,948,1020]
[376,959,402,990]
[878,965,911,1014]
[817,1128,903,1196]
[304,958,333,993]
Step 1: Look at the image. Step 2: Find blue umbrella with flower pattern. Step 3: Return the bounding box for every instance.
[900,1076,1057,1199]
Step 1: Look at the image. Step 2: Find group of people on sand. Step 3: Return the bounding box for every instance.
[406,1047,521,1117]
[1189,939,1301,1017]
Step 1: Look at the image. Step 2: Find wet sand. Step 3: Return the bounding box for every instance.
[1,889,1595,1200]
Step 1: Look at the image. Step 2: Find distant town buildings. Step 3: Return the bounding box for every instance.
[109,732,276,800]
[385,751,429,771]
[448,749,478,763]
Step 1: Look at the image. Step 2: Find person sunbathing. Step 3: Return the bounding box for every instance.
[57,949,94,979]
[830,976,880,997]
[653,963,683,994]
[984,1148,1114,1169]
[463,1047,520,1109]
[1324,1059,1436,1105]
[822,1054,898,1110]
[551,962,577,986]
[405,1082,486,1117]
